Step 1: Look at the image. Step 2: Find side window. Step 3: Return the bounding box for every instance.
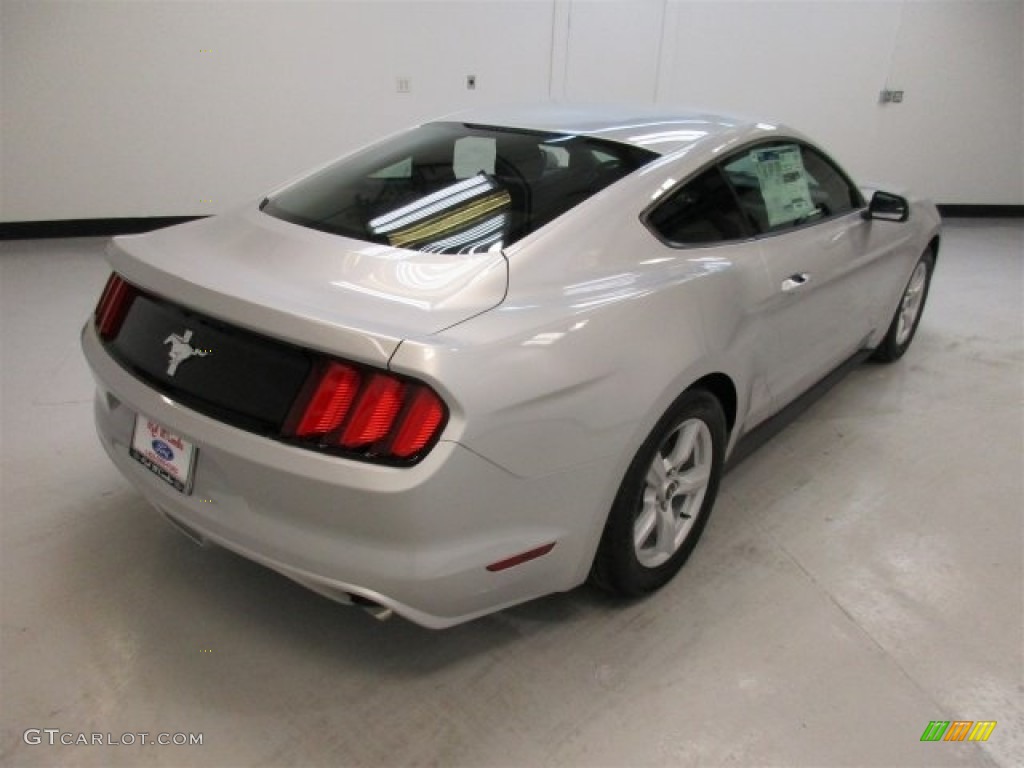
[801,147,858,218]
[647,167,750,245]
[723,144,814,231]
[722,143,861,234]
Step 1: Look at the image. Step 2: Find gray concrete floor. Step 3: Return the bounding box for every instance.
[1,220,1021,767]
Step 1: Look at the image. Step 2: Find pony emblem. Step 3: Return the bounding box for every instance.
[164,329,209,376]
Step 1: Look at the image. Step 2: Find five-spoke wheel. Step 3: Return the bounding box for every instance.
[873,247,935,362]
[591,388,726,596]
[635,418,713,568]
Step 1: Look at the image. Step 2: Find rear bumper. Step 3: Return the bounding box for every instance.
[82,323,612,628]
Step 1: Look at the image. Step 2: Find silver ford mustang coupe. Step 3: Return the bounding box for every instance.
[81,105,940,627]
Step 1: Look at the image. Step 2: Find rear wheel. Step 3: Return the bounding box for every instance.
[872,249,935,363]
[591,389,726,596]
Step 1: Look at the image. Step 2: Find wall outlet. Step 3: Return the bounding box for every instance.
[466,74,476,90]
[396,77,411,94]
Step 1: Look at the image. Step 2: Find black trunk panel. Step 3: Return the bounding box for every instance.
[105,294,312,433]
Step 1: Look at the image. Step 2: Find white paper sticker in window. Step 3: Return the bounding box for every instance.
[753,145,814,227]
[454,136,496,179]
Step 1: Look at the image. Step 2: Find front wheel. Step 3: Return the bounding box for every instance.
[872,248,935,363]
[590,389,726,596]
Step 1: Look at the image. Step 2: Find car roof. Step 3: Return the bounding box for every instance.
[435,104,771,156]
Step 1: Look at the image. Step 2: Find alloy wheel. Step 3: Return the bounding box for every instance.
[634,418,713,568]
[895,261,929,345]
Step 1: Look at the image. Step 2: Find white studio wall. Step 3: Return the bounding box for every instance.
[1,0,1021,223]
[0,0,555,221]
[872,0,1024,206]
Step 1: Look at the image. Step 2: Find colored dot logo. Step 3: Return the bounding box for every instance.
[921,720,996,742]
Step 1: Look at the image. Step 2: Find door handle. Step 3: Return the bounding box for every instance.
[781,273,810,292]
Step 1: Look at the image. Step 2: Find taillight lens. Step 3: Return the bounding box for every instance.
[291,362,361,436]
[391,387,446,458]
[284,360,447,463]
[341,374,404,447]
[94,273,138,340]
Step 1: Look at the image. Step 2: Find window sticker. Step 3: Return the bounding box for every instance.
[453,136,496,179]
[753,145,814,227]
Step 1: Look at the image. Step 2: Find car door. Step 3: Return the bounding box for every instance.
[721,142,874,408]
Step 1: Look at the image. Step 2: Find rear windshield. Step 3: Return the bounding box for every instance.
[261,122,657,254]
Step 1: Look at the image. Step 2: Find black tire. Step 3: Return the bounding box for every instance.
[871,248,935,363]
[590,389,726,597]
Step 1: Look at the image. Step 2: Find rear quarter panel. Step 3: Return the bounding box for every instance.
[392,207,761,478]
[390,193,767,589]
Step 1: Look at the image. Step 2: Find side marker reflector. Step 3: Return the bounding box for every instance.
[486,542,556,572]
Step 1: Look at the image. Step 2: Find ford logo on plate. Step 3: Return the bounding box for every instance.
[152,440,175,461]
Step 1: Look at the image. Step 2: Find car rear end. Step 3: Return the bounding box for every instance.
[81,209,586,627]
[81,119,662,627]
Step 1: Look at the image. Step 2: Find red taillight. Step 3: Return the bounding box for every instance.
[291,362,361,436]
[285,361,447,462]
[341,375,403,447]
[391,387,445,458]
[94,273,137,340]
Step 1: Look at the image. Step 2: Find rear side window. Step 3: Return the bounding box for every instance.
[646,167,751,245]
[261,122,656,254]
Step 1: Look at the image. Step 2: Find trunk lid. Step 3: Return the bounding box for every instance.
[107,204,508,366]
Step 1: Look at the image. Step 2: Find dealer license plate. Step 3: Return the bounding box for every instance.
[130,414,197,494]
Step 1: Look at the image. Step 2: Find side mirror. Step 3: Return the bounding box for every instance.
[862,190,910,222]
